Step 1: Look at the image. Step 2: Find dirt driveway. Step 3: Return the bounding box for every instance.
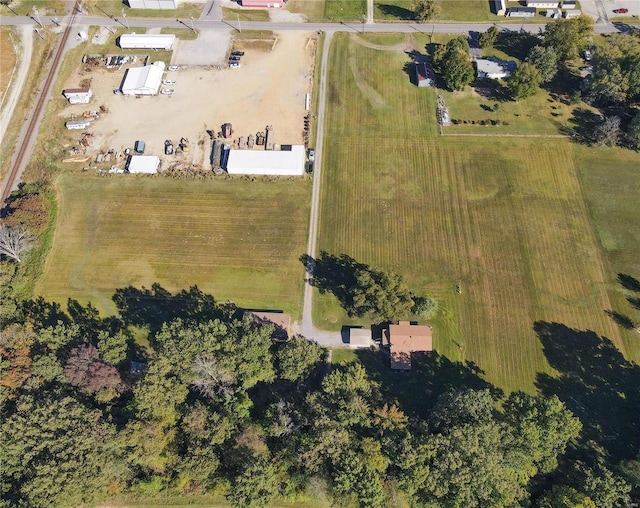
[59,30,317,168]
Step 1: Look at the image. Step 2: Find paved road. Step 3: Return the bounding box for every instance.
[0,15,629,35]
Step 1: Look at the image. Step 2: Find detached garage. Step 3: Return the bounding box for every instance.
[121,62,165,96]
[226,145,305,176]
[118,33,176,50]
[126,155,160,174]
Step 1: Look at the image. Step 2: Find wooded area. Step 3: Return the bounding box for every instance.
[1,285,639,507]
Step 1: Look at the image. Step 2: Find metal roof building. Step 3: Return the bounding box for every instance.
[240,0,284,7]
[118,33,176,50]
[226,145,305,176]
[121,62,165,96]
[475,58,516,79]
[128,0,179,8]
[126,155,160,174]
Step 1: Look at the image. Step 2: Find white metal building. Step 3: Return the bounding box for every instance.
[63,88,93,104]
[118,33,176,50]
[121,62,165,96]
[65,119,91,130]
[128,0,179,8]
[526,0,558,8]
[126,155,160,174]
[226,145,305,176]
[563,9,582,17]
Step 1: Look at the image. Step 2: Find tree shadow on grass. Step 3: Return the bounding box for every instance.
[534,321,640,462]
[618,273,640,293]
[495,29,538,61]
[112,283,234,334]
[559,107,603,145]
[376,3,414,20]
[354,348,497,419]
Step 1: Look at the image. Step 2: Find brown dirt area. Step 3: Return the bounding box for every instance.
[58,30,317,168]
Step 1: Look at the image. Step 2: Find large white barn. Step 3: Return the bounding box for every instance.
[121,62,165,96]
[226,145,305,176]
[118,33,176,50]
[127,0,179,8]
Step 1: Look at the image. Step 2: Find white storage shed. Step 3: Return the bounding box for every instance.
[63,88,93,104]
[65,119,91,130]
[226,145,305,176]
[121,62,165,96]
[118,33,176,50]
[126,155,160,174]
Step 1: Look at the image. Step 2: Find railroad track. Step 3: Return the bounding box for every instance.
[1,2,79,205]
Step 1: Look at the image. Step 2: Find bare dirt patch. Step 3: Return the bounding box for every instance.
[57,30,318,169]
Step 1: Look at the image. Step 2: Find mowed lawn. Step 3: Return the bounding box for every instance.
[317,33,629,392]
[36,176,310,318]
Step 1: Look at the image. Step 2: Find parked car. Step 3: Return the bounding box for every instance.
[306,161,314,174]
[583,49,592,61]
[229,55,241,61]
[614,8,628,13]
[308,148,315,161]
[229,62,240,68]
[163,79,176,85]
[231,51,245,56]
[161,88,175,95]
[168,65,179,71]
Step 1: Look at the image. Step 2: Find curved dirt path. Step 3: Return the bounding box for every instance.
[351,32,415,53]
[0,25,32,144]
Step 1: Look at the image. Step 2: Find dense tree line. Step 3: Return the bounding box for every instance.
[2,286,639,507]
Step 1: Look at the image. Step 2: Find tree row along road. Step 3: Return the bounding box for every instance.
[0,4,80,203]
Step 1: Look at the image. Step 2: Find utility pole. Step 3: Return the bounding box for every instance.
[122,9,129,29]
[237,12,242,33]
[189,12,195,32]
[32,6,43,28]
[361,14,366,33]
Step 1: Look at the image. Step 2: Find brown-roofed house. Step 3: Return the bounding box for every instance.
[245,311,291,341]
[383,321,433,370]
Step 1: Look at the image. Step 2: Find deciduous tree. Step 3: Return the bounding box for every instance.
[526,45,559,83]
[508,63,542,101]
[413,0,440,21]
[542,15,594,61]
[479,26,499,49]
[0,224,34,263]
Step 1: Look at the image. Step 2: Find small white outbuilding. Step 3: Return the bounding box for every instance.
[121,62,165,96]
[118,33,176,50]
[126,155,160,174]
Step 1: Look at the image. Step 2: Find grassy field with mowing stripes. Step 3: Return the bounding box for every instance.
[317,33,633,392]
[35,175,310,318]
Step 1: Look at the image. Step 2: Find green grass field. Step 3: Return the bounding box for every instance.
[315,33,637,392]
[35,176,310,319]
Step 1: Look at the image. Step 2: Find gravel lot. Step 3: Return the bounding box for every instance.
[59,29,317,168]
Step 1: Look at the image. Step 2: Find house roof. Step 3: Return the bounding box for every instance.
[415,61,436,84]
[63,88,92,95]
[246,311,291,341]
[384,321,432,369]
[475,58,516,79]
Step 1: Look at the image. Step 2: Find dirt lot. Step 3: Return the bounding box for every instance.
[58,30,317,168]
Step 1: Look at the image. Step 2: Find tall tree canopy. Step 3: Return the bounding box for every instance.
[542,15,594,61]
